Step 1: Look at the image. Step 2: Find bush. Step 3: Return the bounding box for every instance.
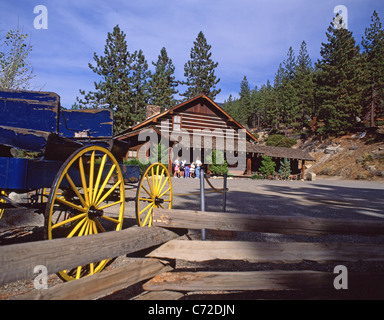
[123,159,150,174]
[259,155,276,176]
[266,134,297,148]
[206,149,228,176]
[279,158,291,180]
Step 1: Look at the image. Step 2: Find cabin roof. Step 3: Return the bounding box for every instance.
[115,94,258,143]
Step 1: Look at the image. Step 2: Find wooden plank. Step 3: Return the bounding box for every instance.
[132,290,184,300]
[0,226,182,285]
[152,209,384,237]
[16,258,172,300]
[146,240,384,264]
[143,271,384,292]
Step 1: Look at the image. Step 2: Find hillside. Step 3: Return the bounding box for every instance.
[300,131,384,181]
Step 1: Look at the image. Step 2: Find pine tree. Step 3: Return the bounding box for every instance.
[181,31,221,100]
[279,158,291,180]
[315,18,363,136]
[239,76,252,126]
[361,10,384,126]
[294,41,315,129]
[129,49,151,124]
[149,47,178,110]
[283,46,296,81]
[77,25,150,133]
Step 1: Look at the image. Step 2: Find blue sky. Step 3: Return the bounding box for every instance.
[0,0,383,108]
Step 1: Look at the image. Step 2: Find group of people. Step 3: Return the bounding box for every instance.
[173,157,202,179]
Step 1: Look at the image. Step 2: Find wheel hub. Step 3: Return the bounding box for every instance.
[87,206,103,219]
[154,197,164,206]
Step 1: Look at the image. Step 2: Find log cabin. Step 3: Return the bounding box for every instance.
[115,94,314,178]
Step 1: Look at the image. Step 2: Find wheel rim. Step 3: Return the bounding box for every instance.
[45,146,125,281]
[136,163,172,227]
[0,190,6,220]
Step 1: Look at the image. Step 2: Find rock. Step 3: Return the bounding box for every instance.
[325,146,344,154]
[367,165,376,172]
[306,172,316,181]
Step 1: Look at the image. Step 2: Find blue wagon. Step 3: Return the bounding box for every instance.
[0,89,173,281]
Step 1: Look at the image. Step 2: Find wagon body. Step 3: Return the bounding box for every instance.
[0,89,171,282]
[0,89,139,193]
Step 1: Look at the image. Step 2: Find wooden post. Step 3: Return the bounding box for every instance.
[301,160,306,180]
[247,157,252,175]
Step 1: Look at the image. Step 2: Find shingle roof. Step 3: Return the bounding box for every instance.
[246,142,315,161]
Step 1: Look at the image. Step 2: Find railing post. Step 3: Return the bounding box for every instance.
[200,168,206,240]
[222,173,227,212]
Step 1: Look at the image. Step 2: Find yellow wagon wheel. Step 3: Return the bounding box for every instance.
[135,163,172,227]
[0,190,7,220]
[45,146,125,282]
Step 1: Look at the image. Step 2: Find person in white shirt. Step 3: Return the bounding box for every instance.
[195,157,202,179]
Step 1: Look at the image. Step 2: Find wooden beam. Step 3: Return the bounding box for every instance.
[17,258,172,300]
[133,290,184,300]
[152,209,384,237]
[0,226,182,285]
[143,270,384,293]
[147,240,384,264]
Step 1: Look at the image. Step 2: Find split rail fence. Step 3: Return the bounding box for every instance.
[1,208,384,299]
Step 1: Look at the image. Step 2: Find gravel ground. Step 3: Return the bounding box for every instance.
[1,176,384,300]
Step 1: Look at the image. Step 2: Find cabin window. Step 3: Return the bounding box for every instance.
[172,115,182,131]
[128,150,138,159]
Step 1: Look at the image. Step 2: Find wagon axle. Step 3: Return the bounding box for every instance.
[87,206,103,219]
[154,197,164,206]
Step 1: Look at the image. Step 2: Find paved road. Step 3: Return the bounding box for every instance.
[167,176,384,221]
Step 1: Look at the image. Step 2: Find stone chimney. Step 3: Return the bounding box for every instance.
[146,105,161,119]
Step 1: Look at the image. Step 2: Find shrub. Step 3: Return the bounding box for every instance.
[265,134,297,148]
[279,158,291,180]
[259,155,276,176]
[206,149,228,176]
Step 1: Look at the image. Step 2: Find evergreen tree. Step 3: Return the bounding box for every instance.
[129,49,151,123]
[294,41,315,129]
[283,46,296,81]
[149,47,178,110]
[77,25,150,133]
[315,18,363,136]
[279,158,291,180]
[239,76,253,126]
[361,10,384,126]
[181,31,221,100]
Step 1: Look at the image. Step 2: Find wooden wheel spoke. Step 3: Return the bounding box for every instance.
[66,217,86,238]
[55,196,87,213]
[94,164,116,204]
[79,157,90,206]
[158,176,169,195]
[52,213,87,230]
[100,215,121,225]
[139,202,154,216]
[95,180,121,207]
[142,205,154,226]
[158,187,171,199]
[97,200,123,210]
[93,154,107,203]
[88,151,95,203]
[65,173,86,207]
